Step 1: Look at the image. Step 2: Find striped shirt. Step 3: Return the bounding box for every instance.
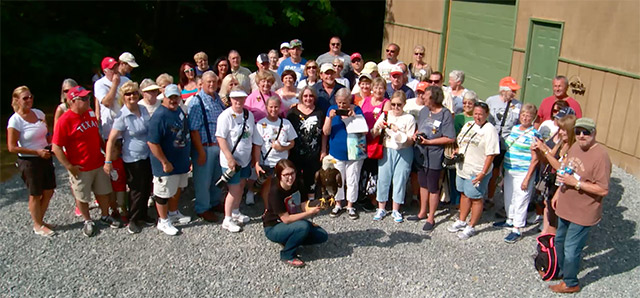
[503,124,537,173]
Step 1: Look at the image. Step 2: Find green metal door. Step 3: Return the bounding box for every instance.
[444,0,516,100]
[522,21,563,107]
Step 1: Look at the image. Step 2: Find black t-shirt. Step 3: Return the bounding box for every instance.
[286,106,325,161]
[262,180,308,227]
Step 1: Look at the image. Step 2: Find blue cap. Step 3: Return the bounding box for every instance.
[554,106,575,119]
[164,84,180,98]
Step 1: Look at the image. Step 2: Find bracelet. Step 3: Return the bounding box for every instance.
[575,181,581,191]
[544,150,549,155]
[104,161,112,164]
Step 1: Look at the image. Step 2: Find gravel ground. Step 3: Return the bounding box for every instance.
[0,162,638,297]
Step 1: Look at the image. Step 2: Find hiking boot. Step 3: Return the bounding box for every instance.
[447,220,467,233]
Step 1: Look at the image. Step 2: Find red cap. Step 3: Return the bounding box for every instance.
[499,76,521,91]
[66,86,92,100]
[101,57,118,70]
[416,81,429,92]
[350,52,362,61]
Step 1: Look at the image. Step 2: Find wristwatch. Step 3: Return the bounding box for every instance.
[575,181,581,191]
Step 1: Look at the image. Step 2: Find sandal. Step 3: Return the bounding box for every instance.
[283,258,305,268]
[33,225,56,237]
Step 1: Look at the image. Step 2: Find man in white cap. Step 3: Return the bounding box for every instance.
[94,56,130,140]
[228,50,252,94]
[147,84,192,236]
[378,43,403,81]
[277,39,307,83]
[118,52,139,78]
[277,42,291,67]
[316,36,352,77]
[250,53,283,92]
[314,63,345,114]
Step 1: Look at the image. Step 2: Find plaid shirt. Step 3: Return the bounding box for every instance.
[188,90,225,144]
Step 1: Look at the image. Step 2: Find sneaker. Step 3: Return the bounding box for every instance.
[504,231,521,243]
[82,220,96,237]
[447,220,467,233]
[527,214,543,225]
[74,206,82,217]
[127,221,141,234]
[168,211,191,224]
[157,219,178,236]
[392,210,403,223]
[232,212,250,224]
[245,191,255,206]
[100,216,123,229]
[373,209,387,221]
[458,225,476,240]
[222,218,242,233]
[493,220,514,228]
[329,206,344,218]
[347,207,359,220]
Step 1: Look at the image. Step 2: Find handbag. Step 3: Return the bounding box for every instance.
[367,112,386,159]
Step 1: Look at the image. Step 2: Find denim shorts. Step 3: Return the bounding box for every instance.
[222,165,251,185]
[456,172,492,199]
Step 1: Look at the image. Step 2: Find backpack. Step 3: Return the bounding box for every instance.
[534,234,559,281]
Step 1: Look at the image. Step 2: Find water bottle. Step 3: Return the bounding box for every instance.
[555,161,566,186]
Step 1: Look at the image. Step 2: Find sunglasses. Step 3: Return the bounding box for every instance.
[73,96,90,102]
[414,52,425,56]
[574,128,593,136]
[307,66,318,69]
[21,95,33,100]
[124,92,138,96]
[331,43,341,46]
[474,102,489,109]
[386,49,396,53]
[390,103,403,107]
[184,68,194,73]
[427,79,440,84]
[333,64,343,68]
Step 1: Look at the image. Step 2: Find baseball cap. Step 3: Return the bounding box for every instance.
[66,86,91,101]
[320,63,335,74]
[119,52,139,68]
[290,39,303,49]
[164,84,180,98]
[229,90,248,98]
[416,81,429,93]
[280,42,291,50]
[101,57,118,70]
[256,53,269,64]
[499,76,521,91]
[350,52,362,61]
[554,106,576,119]
[389,65,403,76]
[362,61,378,74]
[358,73,372,82]
[575,117,596,131]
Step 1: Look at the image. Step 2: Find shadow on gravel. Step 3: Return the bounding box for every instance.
[579,177,639,287]
[306,228,429,260]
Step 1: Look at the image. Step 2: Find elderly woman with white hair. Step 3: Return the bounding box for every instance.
[444,70,470,114]
[322,88,366,220]
[139,78,162,116]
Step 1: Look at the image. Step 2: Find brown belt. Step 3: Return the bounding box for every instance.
[203,142,218,147]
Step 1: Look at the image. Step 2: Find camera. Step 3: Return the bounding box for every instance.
[442,153,464,168]
[216,165,241,188]
[253,171,268,190]
[336,109,350,116]
[416,133,428,145]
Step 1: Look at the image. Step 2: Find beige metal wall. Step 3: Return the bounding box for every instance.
[509,0,640,178]
[382,0,444,69]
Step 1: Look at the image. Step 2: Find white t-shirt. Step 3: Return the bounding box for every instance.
[538,120,558,140]
[138,99,162,117]
[7,109,49,157]
[456,121,500,179]
[373,113,416,150]
[377,59,403,82]
[94,75,130,139]
[254,117,298,167]
[215,108,258,169]
[403,98,425,120]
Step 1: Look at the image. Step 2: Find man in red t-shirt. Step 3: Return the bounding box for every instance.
[52,86,122,237]
[536,76,582,126]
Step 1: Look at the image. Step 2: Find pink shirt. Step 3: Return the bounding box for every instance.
[244,90,284,122]
[537,95,582,122]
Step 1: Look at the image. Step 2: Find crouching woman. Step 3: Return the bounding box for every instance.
[262,159,328,268]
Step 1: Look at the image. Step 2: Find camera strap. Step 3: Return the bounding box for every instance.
[498,100,512,136]
[459,121,486,157]
[230,109,249,155]
[261,117,284,161]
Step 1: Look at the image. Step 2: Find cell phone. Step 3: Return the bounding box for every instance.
[336,109,349,116]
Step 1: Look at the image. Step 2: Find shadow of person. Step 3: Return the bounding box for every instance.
[575,177,640,287]
[301,228,429,261]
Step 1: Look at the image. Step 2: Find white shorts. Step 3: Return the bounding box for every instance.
[153,173,189,198]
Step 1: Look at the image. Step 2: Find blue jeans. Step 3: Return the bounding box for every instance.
[377,147,413,204]
[192,146,222,214]
[555,217,592,287]
[264,220,328,261]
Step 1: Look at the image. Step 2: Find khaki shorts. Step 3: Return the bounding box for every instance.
[69,167,112,203]
[153,173,189,198]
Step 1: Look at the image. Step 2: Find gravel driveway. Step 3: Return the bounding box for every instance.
[1,162,638,297]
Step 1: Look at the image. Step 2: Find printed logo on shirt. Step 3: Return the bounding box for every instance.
[76,120,99,133]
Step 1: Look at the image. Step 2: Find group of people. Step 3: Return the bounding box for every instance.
[8,38,611,289]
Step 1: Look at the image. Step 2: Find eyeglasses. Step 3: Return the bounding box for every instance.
[307,66,317,69]
[21,95,33,100]
[124,92,138,96]
[351,59,362,63]
[331,43,341,46]
[426,79,440,84]
[386,49,396,53]
[574,128,593,136]
[281,172,296,178]
[414,52,425,56]
[184,68,194,73]
[333,64,343,68]
[391,103,403,107]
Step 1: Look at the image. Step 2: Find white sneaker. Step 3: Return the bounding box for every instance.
[232,212,250,224]
[245,191,255,206]
[222,218,242,233]
[527,214,543,225]
[168,211,191,224]
[391,210,403,223]
[157,219,178,236]
[458,226,476,240]
[447,220,467,233]
[373,209,387,221]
